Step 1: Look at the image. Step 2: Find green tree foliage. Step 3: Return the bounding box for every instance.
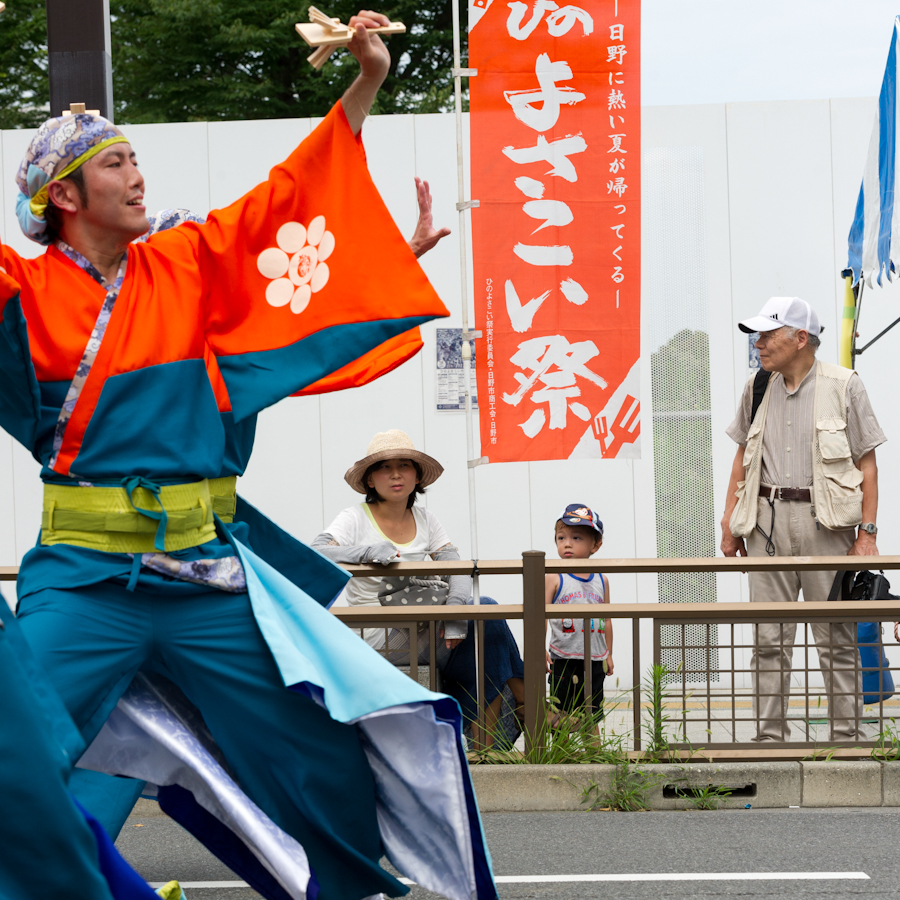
[0,0,49,128]
[0,0,464,127]
[651,329,716,606]
[112,0,462,123]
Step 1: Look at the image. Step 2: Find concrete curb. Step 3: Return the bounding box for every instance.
[801,760,882,807]
[469,761,895,811]
[129,761,898,819]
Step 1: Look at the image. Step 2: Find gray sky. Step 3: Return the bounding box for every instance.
[643,0,899,105]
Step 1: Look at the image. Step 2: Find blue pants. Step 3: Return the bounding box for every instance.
[17,581,400,900]
[439,598,525,725]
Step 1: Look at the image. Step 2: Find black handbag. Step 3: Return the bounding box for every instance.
[827,569,896,603]
[827,570,897,706]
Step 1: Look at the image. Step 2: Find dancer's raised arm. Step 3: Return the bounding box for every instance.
[341,9,393,135]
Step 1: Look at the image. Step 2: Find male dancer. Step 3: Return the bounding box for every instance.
[2,12,495,900]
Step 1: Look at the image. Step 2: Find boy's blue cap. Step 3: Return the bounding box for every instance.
[559,504,603,537]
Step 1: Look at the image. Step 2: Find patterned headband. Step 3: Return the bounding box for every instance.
[16,113,128,245]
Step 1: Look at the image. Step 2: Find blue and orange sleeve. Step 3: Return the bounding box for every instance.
[0,268,41,450]
[186,101,448,422]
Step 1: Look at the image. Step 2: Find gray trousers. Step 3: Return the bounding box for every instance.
[384,623,452,668]
[747,496,863,742]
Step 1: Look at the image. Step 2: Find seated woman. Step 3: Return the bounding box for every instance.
[312,430,525,747]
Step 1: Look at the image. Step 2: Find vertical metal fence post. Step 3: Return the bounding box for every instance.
[523,550,546,759]
[429,621,438,692]
[476,619,487,743]
[632,617,642,751]
[410,624,418,683]
[583,618,593,719]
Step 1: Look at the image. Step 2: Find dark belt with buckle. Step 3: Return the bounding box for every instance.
[759,486,811,502]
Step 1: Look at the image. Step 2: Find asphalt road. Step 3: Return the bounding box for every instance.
[117,807,900,899]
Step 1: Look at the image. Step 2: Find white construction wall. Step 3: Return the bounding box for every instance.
[2,98,898,687]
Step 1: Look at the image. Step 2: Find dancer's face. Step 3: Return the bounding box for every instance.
[73,144,149,240]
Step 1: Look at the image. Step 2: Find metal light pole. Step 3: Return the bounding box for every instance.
[449,0,488,729]
[46,0,114,120]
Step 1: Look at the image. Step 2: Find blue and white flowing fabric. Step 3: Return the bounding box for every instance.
[79,540,495,900]
[848,16,900,286]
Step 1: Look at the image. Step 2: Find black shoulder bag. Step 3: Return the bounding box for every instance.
[827,569,896,603]
[750,368,771,424]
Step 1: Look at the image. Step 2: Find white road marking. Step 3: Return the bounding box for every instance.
[487,872,870,883]
[151,871,870,890]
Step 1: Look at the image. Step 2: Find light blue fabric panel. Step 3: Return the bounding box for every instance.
[876,20,898,282]
[848,16,900,284]
[235,539,438,720]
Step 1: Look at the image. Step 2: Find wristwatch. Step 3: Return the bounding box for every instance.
[860,523,878,536]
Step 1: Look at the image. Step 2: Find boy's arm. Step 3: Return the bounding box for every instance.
[603,575,614,675]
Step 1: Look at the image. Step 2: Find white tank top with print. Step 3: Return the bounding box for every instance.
[548,572,608,661]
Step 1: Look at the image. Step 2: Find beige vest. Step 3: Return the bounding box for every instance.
[729,361,863,537]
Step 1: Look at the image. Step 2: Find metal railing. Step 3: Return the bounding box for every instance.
[336,553,900,759]
[5,555,900,760]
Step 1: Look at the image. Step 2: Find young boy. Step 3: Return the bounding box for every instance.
[545,504,612,724]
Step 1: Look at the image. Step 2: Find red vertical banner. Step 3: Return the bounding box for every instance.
[469,0,640,462]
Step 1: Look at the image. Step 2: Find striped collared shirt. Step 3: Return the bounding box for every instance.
[726,365,886,489]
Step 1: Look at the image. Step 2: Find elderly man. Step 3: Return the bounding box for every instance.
[0,11,497,900]
[720,297,885,743]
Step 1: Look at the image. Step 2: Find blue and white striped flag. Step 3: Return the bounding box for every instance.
[848,16,900,286]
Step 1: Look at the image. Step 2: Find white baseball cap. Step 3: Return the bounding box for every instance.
[738,297,823,336]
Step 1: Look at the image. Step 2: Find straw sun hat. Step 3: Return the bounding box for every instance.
[344,430,443,494]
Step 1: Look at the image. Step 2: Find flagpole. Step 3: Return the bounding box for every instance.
[451,0,486,735]
[851,279,864,370]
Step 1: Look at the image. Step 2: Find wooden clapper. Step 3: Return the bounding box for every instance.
[295,6,405,70]
[61,102,100,118]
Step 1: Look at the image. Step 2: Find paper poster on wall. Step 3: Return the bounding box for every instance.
[748,333,761,371]
[469,0,641,461]
[436,328,478,411]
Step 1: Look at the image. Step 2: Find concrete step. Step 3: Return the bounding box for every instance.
[129,760,900,820]
[469,760,900,811]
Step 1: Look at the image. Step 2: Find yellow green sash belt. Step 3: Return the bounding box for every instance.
[41,476,237,554]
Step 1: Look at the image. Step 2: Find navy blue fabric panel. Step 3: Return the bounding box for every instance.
[428,696,498,900]
[159,784,295,900]
[233,495,349,607]
[76,799,160,900]
[71,358,226,479]
[217,316,431,423]
[219,410,258,476]
[0,294,41,451]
